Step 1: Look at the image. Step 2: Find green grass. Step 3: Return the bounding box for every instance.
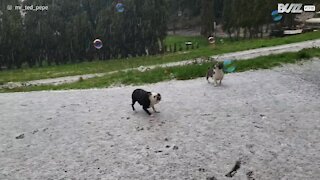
[2,48,319,93]
[1,31,320,84]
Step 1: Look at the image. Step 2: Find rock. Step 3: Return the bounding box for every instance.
[136,127,144,131]
[173,145,179,150]
[16,134,24,139]
[137,66,150,72]
[32,129,39,134]
[246,171,255,180]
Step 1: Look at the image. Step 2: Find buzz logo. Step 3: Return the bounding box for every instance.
[278,3,316,13]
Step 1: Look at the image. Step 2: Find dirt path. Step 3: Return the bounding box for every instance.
[0,59,319,179]
[1,39,319,89]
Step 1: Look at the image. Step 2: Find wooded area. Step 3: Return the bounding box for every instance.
[0,0,317,69]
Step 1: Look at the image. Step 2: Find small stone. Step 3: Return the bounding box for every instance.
[16,134,24,139]
[136,127,144,131]
[32,129,39,134]
[165,145,170,148]
[173,145,179,150]
[164,138,169,141]
[126,117,130,120]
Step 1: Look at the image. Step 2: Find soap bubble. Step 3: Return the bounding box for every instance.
[93,39,103,49]
[208,36,215,44]
[223,60,236,73]
[116,3,124,13]
[271,10,282,22]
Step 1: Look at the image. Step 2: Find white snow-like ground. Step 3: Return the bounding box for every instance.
[0,60,320,180]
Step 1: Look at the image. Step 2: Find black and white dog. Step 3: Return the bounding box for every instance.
[206,62,224,86]
[131,89,161,116]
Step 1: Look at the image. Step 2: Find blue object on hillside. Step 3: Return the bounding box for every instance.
[223,60,236,73]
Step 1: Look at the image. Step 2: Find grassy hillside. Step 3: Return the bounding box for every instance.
[1,48,319,93]
[0,31,320,84]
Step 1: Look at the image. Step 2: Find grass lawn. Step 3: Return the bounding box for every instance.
[2,48,319,93]
[1,31,320,84]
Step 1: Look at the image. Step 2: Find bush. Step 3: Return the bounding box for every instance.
[297,51,311,59]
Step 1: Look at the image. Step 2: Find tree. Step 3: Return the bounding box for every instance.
[0,0,169,69]
[201,0,214,37]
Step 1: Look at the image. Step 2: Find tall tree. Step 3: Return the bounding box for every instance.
[201,0,214,37]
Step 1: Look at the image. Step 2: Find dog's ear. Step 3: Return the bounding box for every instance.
[157,93,161,100]
[217,62,223,69]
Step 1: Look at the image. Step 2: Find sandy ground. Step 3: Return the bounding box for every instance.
[1,39,319,89]
[0,60,320,180]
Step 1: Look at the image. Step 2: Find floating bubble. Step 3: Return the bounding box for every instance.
[223,60,236,73]
[116,3,124,13]
[273,15,283,22]
[208,36,215,44]
[271,10,282,22]
[93,39,103,49]
[223,59,232,66]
